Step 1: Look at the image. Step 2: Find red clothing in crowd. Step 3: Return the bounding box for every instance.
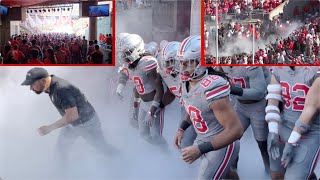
[223,4,229,14]
[303,5,310,13]
[270,0,276,8]
[289,42,294,50]
[44,57,57,64]
[61,47,71,59]
[252,0,259,9]
[241,1,246,9]
[10,40,19,49]
[229,1,235,9]
[303,29,307,36]
[28,59,43,64]
[263,1,269,11]
[12,50,24,62]
[235,23,240,31]
[293,7,299,16]
[106,36,112,45]
[278,43,283,51]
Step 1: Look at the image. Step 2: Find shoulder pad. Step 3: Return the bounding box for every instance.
[246,66,259,70]
[140,56,158,71]
[200,75,230,101]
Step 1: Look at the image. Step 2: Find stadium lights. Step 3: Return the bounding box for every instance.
[27,4,73,14]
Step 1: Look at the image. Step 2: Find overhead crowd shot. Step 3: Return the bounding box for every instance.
[0,33,111,64]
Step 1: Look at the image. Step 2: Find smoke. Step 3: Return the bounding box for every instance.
[0,66,318,179]
[115,0,193,64]
[208,21,303,57]
[0,66,197,180]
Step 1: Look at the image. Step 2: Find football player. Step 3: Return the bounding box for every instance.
[173,35,243,179]
[120,34,167,149]
[266,66,319,179]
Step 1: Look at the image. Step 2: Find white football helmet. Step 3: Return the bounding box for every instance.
[159,40,169,52]
[159,41,181,75]
[116,33,130,65]
[145,41,159,57]
[175,35,206,81]
[120,34,145,64]
[116,32,130,51]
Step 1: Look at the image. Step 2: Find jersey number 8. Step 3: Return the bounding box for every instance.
[187,106,208,133]
[133,76,145,94]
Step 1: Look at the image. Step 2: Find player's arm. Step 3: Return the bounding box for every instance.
[133,87,140,108]
[208,96,244,150]
[237,67,267,100]
[281,77,320,167]
[116,68,129,97]
[195,79,243,154]
[288,77,320,142]
[147,68,164,115]
[265,74,282,134]
[160,86,176,108]
[175,104,192,149]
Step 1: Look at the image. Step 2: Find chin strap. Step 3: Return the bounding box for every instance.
[190,69,208,82]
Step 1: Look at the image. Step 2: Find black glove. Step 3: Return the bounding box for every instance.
[230,86,244,96]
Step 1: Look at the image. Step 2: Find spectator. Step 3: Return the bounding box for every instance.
[90,45,104,64]
[44,48,57,64]
[54,45,67,64]
[28,49,43,64]
[12,45,25,63]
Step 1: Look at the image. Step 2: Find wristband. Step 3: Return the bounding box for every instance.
[267,84,281,92]
[198,142,214,154]
[116,84,125,94]
[179,120,191,131]
[265,112,281,122]
[295,119,310,133]
[268,121,279,134]
[266,93,283,101]
[265,105,280,113]
[134,98,141,103]
[287,131,301,144]
[152,101,160,108]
